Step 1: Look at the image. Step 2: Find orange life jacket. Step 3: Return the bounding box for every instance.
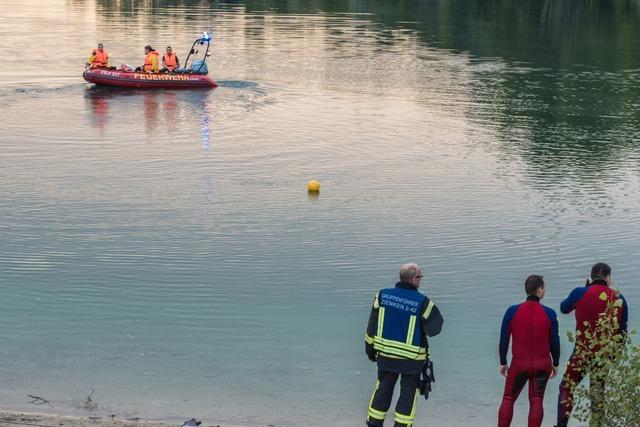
[91,49,109,68]
[144,50,159,72]
[163,53,178,69]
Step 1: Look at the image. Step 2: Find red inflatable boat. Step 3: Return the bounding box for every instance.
[83,33,218,90]
[83,69,217,89]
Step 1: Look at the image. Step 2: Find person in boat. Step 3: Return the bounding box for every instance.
[141,45,159,73]
[555,263,628,427]
[161,46,180,72]
[86,43,109,69]
[364,263,444,427]
[497,274,559,427]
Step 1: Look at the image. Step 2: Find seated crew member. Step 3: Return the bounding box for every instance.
[498,275,560,427]
[555,262,628,427]
[161,46,180,72]
[364,263,444,427]
[86,43,109,69]
[142,45,159,73]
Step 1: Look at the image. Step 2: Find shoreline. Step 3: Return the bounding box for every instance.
[0,411,278,427]
[0,411,192,427]
[0,410,490,427]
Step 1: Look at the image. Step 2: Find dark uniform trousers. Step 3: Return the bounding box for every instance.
[367,370,420,427]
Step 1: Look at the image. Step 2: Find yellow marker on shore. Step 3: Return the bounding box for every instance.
[307,180,320,192]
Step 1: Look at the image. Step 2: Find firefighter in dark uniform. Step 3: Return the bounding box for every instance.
[365,263,444,427]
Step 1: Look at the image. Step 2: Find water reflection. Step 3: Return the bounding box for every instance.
[164,92,178,131]
[201,96,212,150]
[84,88,213,137]
[467,61,640,190]
[202,175,213,203]
[94,0,640,67]
[89,0,640,191]
[85,89,110,132]
[143,92,161,133]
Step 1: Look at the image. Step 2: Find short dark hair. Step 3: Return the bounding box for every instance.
[525,275,545,296]
[145,45,153,51]
[590,262,611,281]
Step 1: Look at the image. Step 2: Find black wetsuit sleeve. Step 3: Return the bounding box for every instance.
[560,288,584,314]
[620,294,629,333]
[550,314,560,367]
[365,294,379,358]
[421,298,443,338]
[499,306,517,366]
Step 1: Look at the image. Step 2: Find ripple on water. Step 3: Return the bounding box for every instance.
[1,1,640,426]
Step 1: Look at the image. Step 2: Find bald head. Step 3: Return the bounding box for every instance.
[399,263,423,288]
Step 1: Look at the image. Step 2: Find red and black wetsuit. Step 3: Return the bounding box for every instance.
[556,280,628,427]
[498,295,560,427]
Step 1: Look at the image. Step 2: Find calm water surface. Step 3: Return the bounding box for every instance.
[1,1,640,426]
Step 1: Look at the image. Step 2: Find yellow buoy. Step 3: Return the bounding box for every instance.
[307,180,320,192]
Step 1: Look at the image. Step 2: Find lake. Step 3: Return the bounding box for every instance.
[1,0,639,426]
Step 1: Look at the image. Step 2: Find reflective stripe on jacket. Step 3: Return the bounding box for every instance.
[365,282,443,372]
[371,287,428,360]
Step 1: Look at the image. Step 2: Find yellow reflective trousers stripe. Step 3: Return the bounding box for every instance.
[411,386,419,418]
[394,387,419,426]
[368,406,387,421]
[367,380,387,421]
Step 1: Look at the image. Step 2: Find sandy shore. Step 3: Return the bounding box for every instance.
[0,409,494,427]
[0,412,229,427]
[0,411,190,427]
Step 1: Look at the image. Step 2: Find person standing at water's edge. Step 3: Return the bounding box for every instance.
[555,263,628,427]
[497,275,560,427]
[86,43,109,69]
[364,263,443,427]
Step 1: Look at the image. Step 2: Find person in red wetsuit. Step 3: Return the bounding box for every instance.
[498,275,560,427]
[555,262,628,427]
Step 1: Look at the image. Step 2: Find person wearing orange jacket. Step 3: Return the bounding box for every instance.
[86,43,109,69]
[142,45,159,73]
[161,46,180,72]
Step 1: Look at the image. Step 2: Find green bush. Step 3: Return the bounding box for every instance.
[566,300,640,427]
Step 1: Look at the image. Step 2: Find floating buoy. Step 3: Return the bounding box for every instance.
[307,180,320,192]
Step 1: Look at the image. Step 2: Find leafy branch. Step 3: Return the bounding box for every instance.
[566,299,640,427]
